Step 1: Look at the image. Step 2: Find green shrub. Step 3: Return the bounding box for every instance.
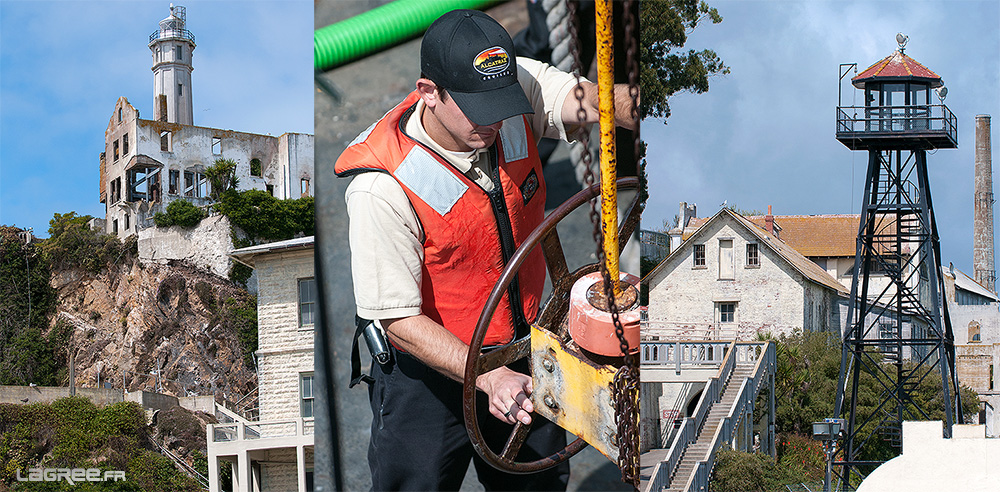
[152,200,207,228]
[711,448,787,492]
[225,294,258,368]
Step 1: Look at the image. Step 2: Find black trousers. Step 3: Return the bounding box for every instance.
[367,349,570,491]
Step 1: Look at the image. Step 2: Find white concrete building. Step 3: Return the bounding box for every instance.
[944,266,1000,436]
[100,5,313,241]
[644,208,849,340]
[208,236,315,492]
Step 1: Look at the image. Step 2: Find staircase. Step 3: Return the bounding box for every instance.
[665,364,756,492]
[642,341,776,492]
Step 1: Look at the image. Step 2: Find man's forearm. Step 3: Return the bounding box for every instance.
[562,81,639,131]
[383,314,470,383]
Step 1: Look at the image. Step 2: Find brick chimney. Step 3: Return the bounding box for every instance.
[973,114,995,292]
[765,205,775,235]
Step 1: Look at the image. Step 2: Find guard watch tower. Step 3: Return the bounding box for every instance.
[833,34,962,488]
[149,4,195,125]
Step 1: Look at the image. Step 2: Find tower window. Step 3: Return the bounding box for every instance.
[175,45,182,60]
[177,83,183,97]
[211,137,221,155]
[118,108,122,123]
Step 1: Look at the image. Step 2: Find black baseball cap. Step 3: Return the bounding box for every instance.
[421,9,534,127]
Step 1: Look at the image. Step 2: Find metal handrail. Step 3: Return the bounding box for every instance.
[150,28,195,43]
[835,104,957,141]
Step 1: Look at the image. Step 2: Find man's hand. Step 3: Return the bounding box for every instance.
[384,315,535,424]
[560,81,639,131]
[476,366,534,425]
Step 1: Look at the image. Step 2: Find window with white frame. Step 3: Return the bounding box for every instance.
[300,372,314,418]
[693,244,706,268]
[299,278,316,328]
[746,243,759,267]
[211,137,221,155]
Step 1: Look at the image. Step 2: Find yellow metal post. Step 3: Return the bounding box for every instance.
[596,0,620,298]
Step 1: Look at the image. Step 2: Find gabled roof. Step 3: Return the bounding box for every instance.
[852,50,943,88]
[646,209,849,296]
[746,215,859,258]
[947,266,999,302]
[230,236,314,267]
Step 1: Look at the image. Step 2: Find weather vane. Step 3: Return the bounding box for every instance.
[896,32,909,53]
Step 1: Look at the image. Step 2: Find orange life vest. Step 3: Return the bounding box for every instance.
[335,91,547,346]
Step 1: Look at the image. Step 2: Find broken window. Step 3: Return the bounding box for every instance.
[112,219,118,235]
[113,140,119,161]
[160,131,171,152]
[266,184,274,196]
[211,137,221,155]
[184,171,194,197]
[250,158,262,177]
[124,214,129,231]
[149,172,161,202]
[122,133,129,156]
[168,170,179,195]
[746,243,759,267]
[300,178,310,196]
[118,108,122,123]
[693,244,706,267]
[197,173,210,198]
[110,177,122,203]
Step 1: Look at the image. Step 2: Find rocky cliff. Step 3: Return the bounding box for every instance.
[51,259,257,404]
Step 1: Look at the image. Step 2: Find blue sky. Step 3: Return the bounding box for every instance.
[0,0,314,237]
[643,0,1000,276]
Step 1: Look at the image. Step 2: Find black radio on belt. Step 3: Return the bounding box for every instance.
[362,318,390,365]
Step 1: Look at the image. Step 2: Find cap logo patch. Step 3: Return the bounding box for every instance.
[474,47,510,75]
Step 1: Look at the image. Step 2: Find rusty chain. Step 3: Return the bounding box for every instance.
[566,0,643,487]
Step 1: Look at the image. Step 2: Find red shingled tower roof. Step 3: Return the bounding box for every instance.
[852,50,943,88]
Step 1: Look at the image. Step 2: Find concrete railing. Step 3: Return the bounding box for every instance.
[640,340,731,371]
[209,417,315,443]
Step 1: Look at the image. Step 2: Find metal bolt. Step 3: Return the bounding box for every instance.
[543,394,559,410]
[542,357,555,373]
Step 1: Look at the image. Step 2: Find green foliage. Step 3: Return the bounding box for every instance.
[0,227,66,386]
[225,294,258,368]
[215,189,314,243]
[0,398,200,491]
[776,432,826,483]
[711,448,788,492]
[152,200,207,228]
[640,0,730,121]
[40,213,136,273]
[249,158,262,177]
[203,158,240,200]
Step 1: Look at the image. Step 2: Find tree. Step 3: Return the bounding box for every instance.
[640,0,730,121]
[203,158,239,200]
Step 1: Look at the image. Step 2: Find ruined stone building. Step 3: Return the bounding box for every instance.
[99,5,313,243]
[209,236,315,492]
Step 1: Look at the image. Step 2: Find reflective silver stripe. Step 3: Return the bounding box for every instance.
[346,120,378,149]
[499,116,528,162]
[395,146,468,216]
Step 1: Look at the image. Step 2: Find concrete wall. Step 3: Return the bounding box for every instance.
[857,421,999,492]
[646,216,812,339]
[125,390,180,411]
[138,214,233,277]
[180,395,216,414]
[254,248,315,422]
[0,386,122,406]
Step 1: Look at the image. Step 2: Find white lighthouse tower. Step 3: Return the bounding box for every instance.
[149,4,195,125]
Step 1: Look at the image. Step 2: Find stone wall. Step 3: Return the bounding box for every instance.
[125,390,179,412]
[138,214,233,277]
[254,248,315,422]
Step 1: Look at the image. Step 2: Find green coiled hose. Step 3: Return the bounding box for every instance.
[315,0,504,72]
